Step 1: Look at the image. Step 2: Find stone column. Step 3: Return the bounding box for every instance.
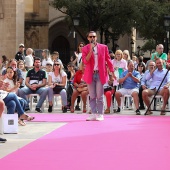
[0,0,25,58]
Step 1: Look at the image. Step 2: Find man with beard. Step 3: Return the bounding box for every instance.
[18,57,48,112]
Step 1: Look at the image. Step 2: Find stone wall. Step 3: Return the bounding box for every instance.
[25,0,49,50]
[0,0,24,58]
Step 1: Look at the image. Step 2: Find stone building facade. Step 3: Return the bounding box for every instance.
[0,0,147,66]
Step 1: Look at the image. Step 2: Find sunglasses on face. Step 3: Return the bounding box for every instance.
[88,36,96,38]
[54,63,60,66]
[79,45,84,47]
[46,64,52,66]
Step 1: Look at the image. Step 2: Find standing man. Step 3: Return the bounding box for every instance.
[15,43,25,61]
[82,31,115,121]
[18,57,48,112]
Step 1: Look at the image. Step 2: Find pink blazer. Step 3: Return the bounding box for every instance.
[82,43,114,85]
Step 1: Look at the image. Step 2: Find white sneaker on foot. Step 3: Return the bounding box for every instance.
[86,114,96,121]
[96,114,104,121]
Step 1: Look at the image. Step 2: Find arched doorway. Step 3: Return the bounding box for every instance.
[51,36,70,68]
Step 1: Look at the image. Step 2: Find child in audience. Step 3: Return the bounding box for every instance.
[18,60,27,88]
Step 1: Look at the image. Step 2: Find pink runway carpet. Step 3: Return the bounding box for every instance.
[1,114,170,170]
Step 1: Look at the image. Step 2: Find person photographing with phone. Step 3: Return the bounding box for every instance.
[82,31,115,121]
[142,58,170,115]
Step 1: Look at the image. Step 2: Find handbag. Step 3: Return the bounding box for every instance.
[77,87,88,92]
[53,85,65,94]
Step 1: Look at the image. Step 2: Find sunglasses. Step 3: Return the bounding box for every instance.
[54,64,60,66]
[88,36,96,38]
[79,45,84,47]
[46,64,52,66]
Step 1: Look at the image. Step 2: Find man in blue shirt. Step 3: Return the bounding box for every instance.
[142,58,170,115]
[115,60,141,115]
[139,61,156,110]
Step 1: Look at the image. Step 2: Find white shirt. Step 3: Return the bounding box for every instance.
[25,54,33,67]
[49,71,67,87]
[93,46,98,70]
[42,58,53,67]
[77,53,82,67]
[4,78,18,92]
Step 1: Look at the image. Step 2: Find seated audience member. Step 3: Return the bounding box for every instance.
[41,49,53,70]
[0,55,9,74]
[142,58,170,115]
[51,51,62,64]
[115,60,141,115]
[73,42,85,67]
[135,56,146,69]
[48,60,67,113]
[109,50,115,60]
[137,62,145,80]
[112,50,127,79]
[2,59,23,86]
[123,50,131,62]
[66,62,76,109]
[67,62,76,82]
[0,80,34,126]
[18,57,48,113]
[25,48,34,70]
[15,43,25,61]
[18,60,27,88]
[70,62,88,113]
[138,61,155,110]
[103,74,115,114]
[151,44,167,66]
[132,56,137,68]
[45,61,53,84]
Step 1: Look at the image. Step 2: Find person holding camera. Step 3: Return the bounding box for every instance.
[18,57,48,113]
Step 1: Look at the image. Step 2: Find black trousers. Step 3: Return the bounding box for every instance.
[139,86,144,107]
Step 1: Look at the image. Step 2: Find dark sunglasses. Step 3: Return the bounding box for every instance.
[54,63,60,66]
[88,36,96,38]
[79,45,84,47]
[46,64,52,66]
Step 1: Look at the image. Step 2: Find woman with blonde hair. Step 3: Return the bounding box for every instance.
[41,49,53,69]
[112,50,127,84]
[47,59,67,113]
[123,50,131,61]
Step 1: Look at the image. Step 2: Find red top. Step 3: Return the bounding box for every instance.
[73,70,83,85]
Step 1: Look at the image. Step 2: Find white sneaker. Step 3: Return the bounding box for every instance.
[96,114,104,121]
[86,114,96,121]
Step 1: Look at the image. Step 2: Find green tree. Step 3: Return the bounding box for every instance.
[51,0,170,46]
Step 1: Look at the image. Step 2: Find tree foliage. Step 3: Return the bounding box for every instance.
[51,0,170,44]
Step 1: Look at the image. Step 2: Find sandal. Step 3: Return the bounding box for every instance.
[18,119,26,126]
[145,111,153,115]
[160,111,166,115]
[20,114,35,121]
